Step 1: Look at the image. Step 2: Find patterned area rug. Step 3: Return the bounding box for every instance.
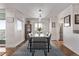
[12,41,65,56]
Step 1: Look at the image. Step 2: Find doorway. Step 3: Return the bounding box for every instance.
[59,23,63,41]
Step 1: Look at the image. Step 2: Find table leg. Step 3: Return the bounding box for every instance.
[48,39,49,52]
[30,39,32,52]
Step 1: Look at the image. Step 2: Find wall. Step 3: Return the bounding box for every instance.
[50,16,60,40]
[14,9,25,47]
[6,6,25,48]
[0,4,5,9]
[58,4,79,55]
[26,17,59,40]
[72,4,79,54]
[25,18,50,34]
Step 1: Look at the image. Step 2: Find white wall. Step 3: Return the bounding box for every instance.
[25,18,50,34]
[50,16,60,40]
[0,4,5,9]
[26,17,60,40]
[14,9,25,47]
[58,4,79,55]
[26,17,59,40]
[6,6,25,48]
[72,4,79,54]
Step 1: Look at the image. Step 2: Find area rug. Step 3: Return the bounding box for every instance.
[12,41,65,56]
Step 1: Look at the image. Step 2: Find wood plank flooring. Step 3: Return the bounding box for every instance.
[3,40,78,56]
[53,40,78,56]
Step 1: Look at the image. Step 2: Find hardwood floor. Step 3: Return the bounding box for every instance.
[3,40,78,56]
[2,40,26,56]
[53,40,78,56]
[5,48,16,56]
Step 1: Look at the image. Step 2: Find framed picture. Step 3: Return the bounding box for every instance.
[52,22,55,28]
[75,14,79,24]
[64,15,71,27]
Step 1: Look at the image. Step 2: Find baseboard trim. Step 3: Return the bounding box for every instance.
[63,44,79,56]
[5,40,26,56]
[15,40,26,49]
[53,40,78,56]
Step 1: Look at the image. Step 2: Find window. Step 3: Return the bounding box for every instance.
[0,20,6,30]
[35,23,38,31]
[0,9,5,41]
[35,23,43,31]
[0,20,6,40]
[17,20,22,31]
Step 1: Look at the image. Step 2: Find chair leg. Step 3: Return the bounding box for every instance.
[30,45,32,52]
[48,39,50,52]
[32,52,34,56]
[30,49,32,52]
[44,50,47,56]
[32,50,35,56]
[30,40,32,52]
[48,47,49,52]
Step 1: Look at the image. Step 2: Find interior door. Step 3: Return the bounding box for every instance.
[59,23,63,41]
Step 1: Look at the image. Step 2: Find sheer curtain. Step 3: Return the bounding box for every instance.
[0,9,5,41]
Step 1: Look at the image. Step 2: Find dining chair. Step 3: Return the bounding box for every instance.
[30,37,48,56]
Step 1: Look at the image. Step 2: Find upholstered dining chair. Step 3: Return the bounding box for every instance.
[30,37,48,56]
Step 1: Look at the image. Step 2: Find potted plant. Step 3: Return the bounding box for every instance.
[37,27,42,36]
[37,27,41,32]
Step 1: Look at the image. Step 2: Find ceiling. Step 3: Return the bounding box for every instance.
[6,3,72,18]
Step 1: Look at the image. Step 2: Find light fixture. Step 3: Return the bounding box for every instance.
[38,9,42,22]
[38,9,42,14]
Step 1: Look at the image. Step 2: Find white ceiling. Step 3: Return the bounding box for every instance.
[6,3,72,18]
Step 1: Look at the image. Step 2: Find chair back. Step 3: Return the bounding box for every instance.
[32,37,47,42]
